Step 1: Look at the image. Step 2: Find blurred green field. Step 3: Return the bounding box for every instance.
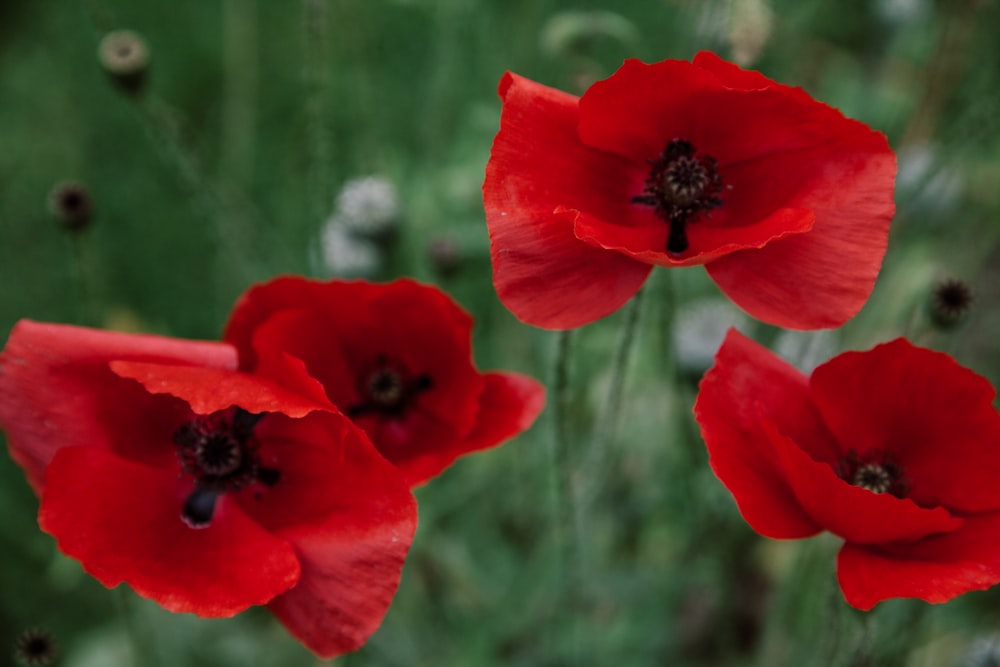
[2,0,1000,665]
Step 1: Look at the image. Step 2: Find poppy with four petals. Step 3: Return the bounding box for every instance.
[224,276,546,487]
[0,321,417,659]
[695,329,1000,609]
[483,52,897,330]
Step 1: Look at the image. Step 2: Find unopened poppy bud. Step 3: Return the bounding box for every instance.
[929,277,973,329]
[728,0,774,66]
[13,628,57,667]
[98,30,149,94]
[48,181,92,232]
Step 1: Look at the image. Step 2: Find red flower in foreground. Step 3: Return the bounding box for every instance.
[695,329,1000,609]
[483,52,896,330]
[0,321,416,658]
[224,277,546,487]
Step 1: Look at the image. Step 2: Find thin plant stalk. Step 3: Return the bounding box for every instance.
[222,0,259,187]
[69,233,99,327]
[132,95,264,294]
[596,283,646,453]
[303,0,334,231]
[548,328,584,662]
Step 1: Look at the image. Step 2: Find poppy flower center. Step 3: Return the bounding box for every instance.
[347,354,432,418]
[837,450,907,498]
[632,138,725,255]
[173,407,280,529]
[851,463,893,494]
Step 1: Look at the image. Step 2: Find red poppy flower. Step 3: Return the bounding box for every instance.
[224,276,546,487]
[483,51,896,330]
[694,329,1000,609]
[0,321,417,658]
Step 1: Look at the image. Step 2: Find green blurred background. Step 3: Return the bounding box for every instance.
[2,0,1000,665]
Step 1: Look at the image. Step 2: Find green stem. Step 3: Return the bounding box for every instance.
[552,329,574,475]
[577,284,648,518]
[596,284,645,451]
[222,0,259,186]
[130,94,287,303]
[303,0,334,230]
[69,233,99,326]
[548,328,582,662]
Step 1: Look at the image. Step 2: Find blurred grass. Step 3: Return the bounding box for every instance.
[2,0,1000,665]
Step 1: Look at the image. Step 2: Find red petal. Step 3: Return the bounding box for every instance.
[574,206,815,267]
[229,277,484,436]
[248,307,357,405]
[225,275,331,370]
[110,361,329,418]
[694,329,833,538]
[810,339,1000,513]
[251,346,335,409]
[260,415,417,658]
[697,330,960,543]
[575,57,895,328]
[0,320,236,492]
[763,420,961,544]
[837,514,1000,610]
[483,71,651,329]
[345,280,483,436]
[578,58,727,163]
[703,132,895,329]
[401,372,546,487]
[40,447,300,616]
[231,278,490,445]
[692,51,815,103]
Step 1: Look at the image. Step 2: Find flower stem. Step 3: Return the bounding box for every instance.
[303,0,334,229]
[552,329,574,476]
[68,233,100,326]
[548,328,584,661]
[575,284,648,557]
[222,0,259,187]
[596,283,645,452]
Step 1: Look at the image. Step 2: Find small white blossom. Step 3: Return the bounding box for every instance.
[334,176,400,236]
[961,635,1000,667]
[319,216,381,277]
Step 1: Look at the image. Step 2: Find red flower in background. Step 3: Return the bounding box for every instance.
[483,52,896,330]
[695,330,1000,609]
[224,277,546,487]
[0,321,416,659]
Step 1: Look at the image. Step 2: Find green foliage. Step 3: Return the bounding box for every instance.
[2,0,1000,665]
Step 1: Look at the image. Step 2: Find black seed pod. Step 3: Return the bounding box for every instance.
[48,181,93,232]
[13,628,57,667]
[929,277,973,329]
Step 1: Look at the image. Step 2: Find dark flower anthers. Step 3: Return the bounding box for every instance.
[483,52,896,330]
[695,329,1000,610]
[223,277,546,487]
[0,321,417,659]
